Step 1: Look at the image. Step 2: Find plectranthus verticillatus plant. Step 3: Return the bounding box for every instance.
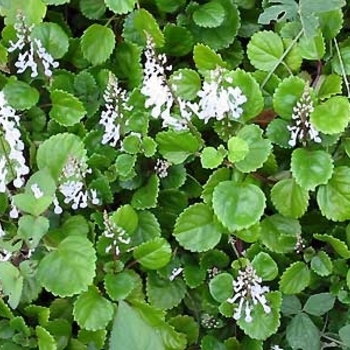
[0,1,349,350]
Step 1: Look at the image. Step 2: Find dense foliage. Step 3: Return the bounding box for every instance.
[0,0,350,349]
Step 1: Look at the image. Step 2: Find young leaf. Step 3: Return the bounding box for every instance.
[37,236,96,297]
[291,149,334,190]
[36,326,56,350]
[251,252,278,281]
[81,24,115,65]
[80,0,106,19]
[310,251,333,276]
[193,43,226,71]
[279,262,310,294]
[170,69,201,100]
[314,233,350,258]
[131,175,159,210]
[3,80,39,110]
[209,273,233,303]
[173,203,222,252]
[213,181,266,231]
[271,178,309,218]
[50,90,86,127]
[200,147,225,169]
[73,286,114,331]
[133,237,172,270]
[104,272,135,301]
[227,136,249,163]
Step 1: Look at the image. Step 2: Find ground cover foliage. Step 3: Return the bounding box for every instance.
[1,0,350,349]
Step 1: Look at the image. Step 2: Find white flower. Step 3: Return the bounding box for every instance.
[0,223,5,238]
[195,68,247,123]
[31,183,44,199]
[271,345,284,350]
[227,265,271,323]
[141,35,194,130]
[57,156,99,210]
[99,73,132,147]
[102,211,131,256]
[0,249,12,262]
[0,91,29,192]
[287,87,322,147]
[169,267,183,281]
[8,13,59,78]
[154,159,170,178]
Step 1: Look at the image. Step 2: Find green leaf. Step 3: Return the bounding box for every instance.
[18,216,49,249]
[230,70,264,122]
[36,326,56,350]
[258,0,298,24]
[42,0,69,4]
[109,301,164,350]
[260,214,300,254]
[122,9,164,47]
[163,24,193,57]
[235,125,272,172]
[50,90,86,127]
[81,24,115,65]
[247,31,284,71]
[131,211,161,245]
[200,147,225,169]
[0,0,46,25]
[187,0,240,50]
[317,167,350,221]
[168,315,199,346]
[235,223,261,243]
[310,251,332,276]
[311,96,350,134]
[155,0,186,13]
[314,233,350,258]
[281,295,302,316]
[133,237,172,270]
[131,175,159,210]
[37,133,86,180]
[173,203,222,252]
[316,74,342,100]
[78,329,107,349]
[193,44,226,71]
[209,273,233,303]
[37,236,96,297]
[319,9,343,40]
[213,181,266,231]
[110,205,138,235]
[104,0,136,14]
[298,32,325,60]
[273,76,305,120]
[0,262,23,309]
[286,313,320,350]
[201,168,231,205]
[303,293,335,316]
[31,22,69,58]
[339,324,350,347]
[252,252,278,281]
[147,272,186,310]
[73,286,114,331]
[332,41,350,75]
[156,131,201,164]
[104,271,135,301]
[192,2,225,28]
[170,69,201,100]
[115,154,136,178]
[271,178,309,218]
[3,80,39,110]
[291,149,334,190]
[80,0,106,19]
[227,136,249,163]
[279,262,310,294]
[237,292,282,341]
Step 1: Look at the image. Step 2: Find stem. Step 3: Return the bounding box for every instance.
[261,29,304,89]
[321,333,346,347]
[334,38,350,98]
[105,14,117,27]
[0,132,17,180]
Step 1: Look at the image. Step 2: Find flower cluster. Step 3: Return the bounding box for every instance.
[195,68,247,123]
[55,155,99,212]
[8,13,59,78]
[99,73,133,147]
[201,314,221,329]
[287,87,322,147]
[227,264,271,323]
[0,91,29,192]
[271,346,284,350]
[169,267,183,281]
[102,211,130,256]
[154,159,170,178]
[141,35,193,130]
